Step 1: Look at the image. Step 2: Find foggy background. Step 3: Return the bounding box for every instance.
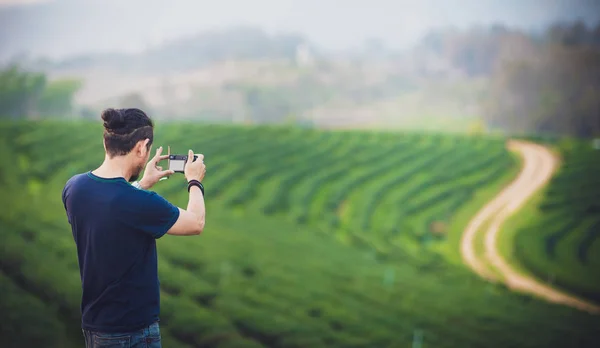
[2,0,600,59]
[2,0,600,137]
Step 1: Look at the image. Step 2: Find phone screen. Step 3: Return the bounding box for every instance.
[169,159,186,172]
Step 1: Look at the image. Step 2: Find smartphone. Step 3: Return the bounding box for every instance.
[167,146,198,173]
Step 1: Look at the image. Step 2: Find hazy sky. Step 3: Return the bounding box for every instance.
[1,0,599,61]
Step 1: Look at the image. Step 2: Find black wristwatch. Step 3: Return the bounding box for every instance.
[187,180,204,195]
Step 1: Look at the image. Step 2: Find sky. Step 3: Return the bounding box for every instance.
[1,0,599,61]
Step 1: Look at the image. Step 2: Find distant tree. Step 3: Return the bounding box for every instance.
[79,106,97,120]
[484,32,600,138]
[118,92,150,111]
[0,64,46,118]
[546,20,600,46]
[0,64,83,119]
[37,79,82,116]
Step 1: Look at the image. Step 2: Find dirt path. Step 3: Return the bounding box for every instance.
[460,139,600,314]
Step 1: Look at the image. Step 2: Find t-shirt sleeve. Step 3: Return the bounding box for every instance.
[116,190,180,239]
[62,183,70,224]
[62,178,74,225]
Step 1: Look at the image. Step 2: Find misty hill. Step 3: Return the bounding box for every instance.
[410,21,600,78]
[405,20,600,137]
[26,26,314,74]
[141,27,309,71]
[3,17,599,138]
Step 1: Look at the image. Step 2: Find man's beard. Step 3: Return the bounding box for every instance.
[129,164,144,182]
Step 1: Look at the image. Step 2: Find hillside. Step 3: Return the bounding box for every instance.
[1,120,599,348]
[500,138,600,304]
[1,20,592,139]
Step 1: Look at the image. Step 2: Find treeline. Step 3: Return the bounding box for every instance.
[419,21,600,138]
[0,65,81,119]
[46,27,310,73]
[488,21,600,138]
[5,21,599,138]
[486,35,600,138]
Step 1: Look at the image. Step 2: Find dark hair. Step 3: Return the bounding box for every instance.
[101,108,154,157]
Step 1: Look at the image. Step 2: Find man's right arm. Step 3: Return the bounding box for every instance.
[167,185,205,236]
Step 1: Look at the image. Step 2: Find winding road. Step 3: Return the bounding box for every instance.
[460,139,600,314]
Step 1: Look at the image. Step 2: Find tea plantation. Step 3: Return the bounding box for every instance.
[1,120,599,348]
[511,138,600,304]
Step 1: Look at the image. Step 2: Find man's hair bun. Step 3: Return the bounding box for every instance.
[101,107,154,157]
[101,108,125,131]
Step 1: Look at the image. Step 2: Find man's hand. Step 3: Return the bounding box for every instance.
[184,149,206,182]
[140,146,174,190]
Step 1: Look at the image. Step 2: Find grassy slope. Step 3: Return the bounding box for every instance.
[496,189,549,278]
[1,121,599,348]
[496,138,600,304]
[0,269,80,348]
[439,150,521,266]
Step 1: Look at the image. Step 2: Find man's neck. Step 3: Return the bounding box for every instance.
[92,156,132,181]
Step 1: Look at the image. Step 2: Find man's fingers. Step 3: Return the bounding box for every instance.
[157,169,174,178]
[187,149,194,163]
[153,146,163,161]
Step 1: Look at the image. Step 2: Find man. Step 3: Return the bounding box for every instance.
[62,107,206,347]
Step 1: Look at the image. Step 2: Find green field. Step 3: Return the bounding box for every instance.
[504,139,600,304]
[1,120,599,348]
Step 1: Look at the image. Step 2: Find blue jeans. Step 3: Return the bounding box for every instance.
[82,321,162,347]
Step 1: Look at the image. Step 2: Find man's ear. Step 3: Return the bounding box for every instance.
[141,138,151,157]
[135,139,150,158]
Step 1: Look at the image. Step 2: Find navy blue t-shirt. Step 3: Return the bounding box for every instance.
[62,171,180,332]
